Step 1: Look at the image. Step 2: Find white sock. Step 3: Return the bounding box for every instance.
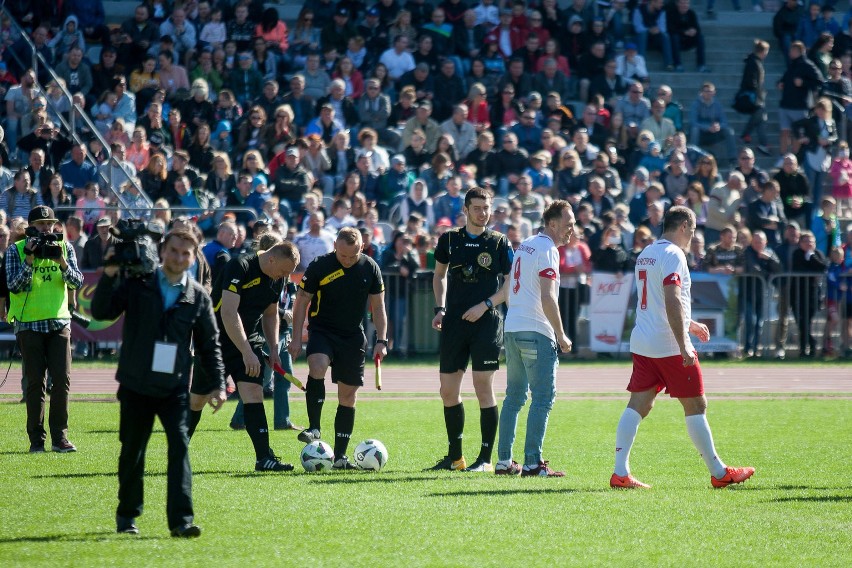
[614,408,642,476]
[685,414,727,478]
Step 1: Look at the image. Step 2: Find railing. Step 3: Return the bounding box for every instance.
[0,6,152,211]
[54,205,259,223]
[62,268,852,360]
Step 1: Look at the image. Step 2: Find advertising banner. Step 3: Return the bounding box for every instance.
[71,271,123,342]
[588,271,633,352]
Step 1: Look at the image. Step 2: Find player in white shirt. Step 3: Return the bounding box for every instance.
[611,206,755,489]
[496,201,575,477]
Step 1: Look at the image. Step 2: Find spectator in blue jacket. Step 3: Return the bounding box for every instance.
[688,82,737,166]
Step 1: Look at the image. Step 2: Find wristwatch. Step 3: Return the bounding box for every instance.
[434,306,446,315]
[484,298,494,309]
[375,339,388,346]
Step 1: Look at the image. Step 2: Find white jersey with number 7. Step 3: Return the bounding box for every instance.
[505,233,559,341]
[630,239,695,358]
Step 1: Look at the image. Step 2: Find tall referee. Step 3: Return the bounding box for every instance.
[288,227,388,470]
[428,187,512,472]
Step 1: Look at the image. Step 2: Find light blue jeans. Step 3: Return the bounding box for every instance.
[497,331,559,466]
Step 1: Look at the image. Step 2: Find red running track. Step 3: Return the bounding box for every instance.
[1,363,850,396]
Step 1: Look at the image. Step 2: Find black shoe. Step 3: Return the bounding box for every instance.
[297,428,320,444]
[255,453,294,472]
[756,145,771,156]
[263,388,274,399]
[29,443,45,453]
[332,455,358,470]
[424,455,467,471]
[229,423,245,430]
[116,515,139,535]
[170,524,201,538]
[51,439,77,453]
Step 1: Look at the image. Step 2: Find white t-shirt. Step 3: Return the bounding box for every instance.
[505,233,559,340]
[630,239,694,358]
[293,230,335,272]
[379,49,415,80]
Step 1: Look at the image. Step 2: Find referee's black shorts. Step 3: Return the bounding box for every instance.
[306,327,367,387]
[439,309,503,374]
[190,345,266,394]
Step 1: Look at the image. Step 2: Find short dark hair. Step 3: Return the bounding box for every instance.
[542,199,572,226]
[662,205,696,233]
[464,187,491,208]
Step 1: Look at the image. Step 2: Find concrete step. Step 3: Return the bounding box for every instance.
[101,1,302,24]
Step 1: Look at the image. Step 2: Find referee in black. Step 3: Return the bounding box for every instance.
[188,239,301,472]
[428,187,512,472]
[92,228,226,537]
[288,227,388,470]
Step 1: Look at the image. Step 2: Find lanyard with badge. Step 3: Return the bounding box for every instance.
[152,297,179,375]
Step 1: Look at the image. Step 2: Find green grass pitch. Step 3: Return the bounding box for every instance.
[0,398,850,567]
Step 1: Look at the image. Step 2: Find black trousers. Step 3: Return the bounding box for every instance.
[117,385,193,530]
[18,327,71,446]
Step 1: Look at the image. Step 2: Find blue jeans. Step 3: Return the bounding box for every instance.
[231,336,295,429]
[739,295,764,353]
[498,331,559,466]
[637,31,673,67]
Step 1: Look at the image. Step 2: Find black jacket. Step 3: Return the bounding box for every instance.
[16,131,75,172]
[779,55,823,111]
[740,53,766,107]
[91,271,225,398]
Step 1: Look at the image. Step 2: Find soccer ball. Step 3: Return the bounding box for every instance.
[354,439,388,471]
[300,441,335,472]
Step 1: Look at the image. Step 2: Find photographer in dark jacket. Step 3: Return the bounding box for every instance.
[91,228,226,538]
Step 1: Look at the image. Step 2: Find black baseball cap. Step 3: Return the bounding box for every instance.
[28,205,58,223]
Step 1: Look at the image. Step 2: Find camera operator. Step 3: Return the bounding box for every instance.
[91,228,226,538]
[5,206,82,453]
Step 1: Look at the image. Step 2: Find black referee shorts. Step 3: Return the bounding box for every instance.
[439,309,503,374]
[306,327,367,387]
[190,345,266,394]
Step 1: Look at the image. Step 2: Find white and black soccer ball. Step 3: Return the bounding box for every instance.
[300,441,335,472]
[354,439,388,471]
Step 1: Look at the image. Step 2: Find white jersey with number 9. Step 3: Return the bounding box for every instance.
[505,233,559,341]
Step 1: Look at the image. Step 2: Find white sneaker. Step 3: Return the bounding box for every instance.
[775,348,786,360]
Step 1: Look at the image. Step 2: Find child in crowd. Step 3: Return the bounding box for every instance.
[199,8,227,50]
[823,247,850,358]
[45,80,71,126]
[48,15,85,62]
[829,141,852,215]
[525,151,554,195]
[94,91,118,134]
[76,183,107,234]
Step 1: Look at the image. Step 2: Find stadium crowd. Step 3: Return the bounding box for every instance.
[0,0,851,359]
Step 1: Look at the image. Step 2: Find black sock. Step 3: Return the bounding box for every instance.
[243,403,270,461]
[333,405,355,458]
[444,403,465,460]
[305,377,325,432]
[478,406,499,463]
[187,409,202,439]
